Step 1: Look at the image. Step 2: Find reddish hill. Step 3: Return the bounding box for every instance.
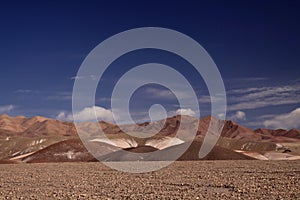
[255,128,300,140]
[221,120,262,141]
[285,129,300,139]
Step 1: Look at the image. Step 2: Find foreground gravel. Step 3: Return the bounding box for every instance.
[0,160,299,199]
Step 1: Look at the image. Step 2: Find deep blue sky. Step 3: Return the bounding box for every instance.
[0,0,300,129]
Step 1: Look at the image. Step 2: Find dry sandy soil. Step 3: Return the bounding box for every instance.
[0,161,299,199]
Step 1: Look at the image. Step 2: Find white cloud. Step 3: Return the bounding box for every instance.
[145,88,174,99]
[198,95,225,104]
[227,83,300,111]
[46,93,72,101]
[0,105,15,113]
[230,111,246,121]
[263,108,300,129]
[56,106,114,122]
[56,111,73,121]
[175,108,196,116]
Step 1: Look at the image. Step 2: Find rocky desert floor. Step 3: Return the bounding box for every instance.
[0,160,299,199]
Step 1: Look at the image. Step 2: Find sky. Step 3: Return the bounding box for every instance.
[0,0,300,129]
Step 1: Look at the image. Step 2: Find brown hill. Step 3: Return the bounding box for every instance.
[97,140,254,162]
[0,114,27,133]
[178,140,255,160]
[22,138,93,163]
[0,114,76,137]
[20,116,48,127]
[20,137,254,163]
[20,137,137,163]
[22,120,76,137]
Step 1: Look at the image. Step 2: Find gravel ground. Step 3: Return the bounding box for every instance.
[0,160,299,199]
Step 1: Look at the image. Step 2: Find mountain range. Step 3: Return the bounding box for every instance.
[0,114,300,163]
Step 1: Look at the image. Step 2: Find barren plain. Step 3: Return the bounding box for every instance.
[0,160,299,199]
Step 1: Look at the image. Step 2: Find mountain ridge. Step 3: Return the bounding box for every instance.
[0,114,299,142]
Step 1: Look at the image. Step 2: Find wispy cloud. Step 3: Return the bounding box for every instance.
[227,83,300,111]
[145,87,191,100]
[226,77,269,82]
[70,75,97,81]
[96,97,115,103]
[70,76,85,80]
[13,89,73,101]
[14,89,32,93]
[198,95,225,103]
[46,92,72,101]
[0,105,15,113]
[145,88,175,100]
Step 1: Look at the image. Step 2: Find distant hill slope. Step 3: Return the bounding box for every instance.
[0,114,76,137]
[255,128,300,140]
